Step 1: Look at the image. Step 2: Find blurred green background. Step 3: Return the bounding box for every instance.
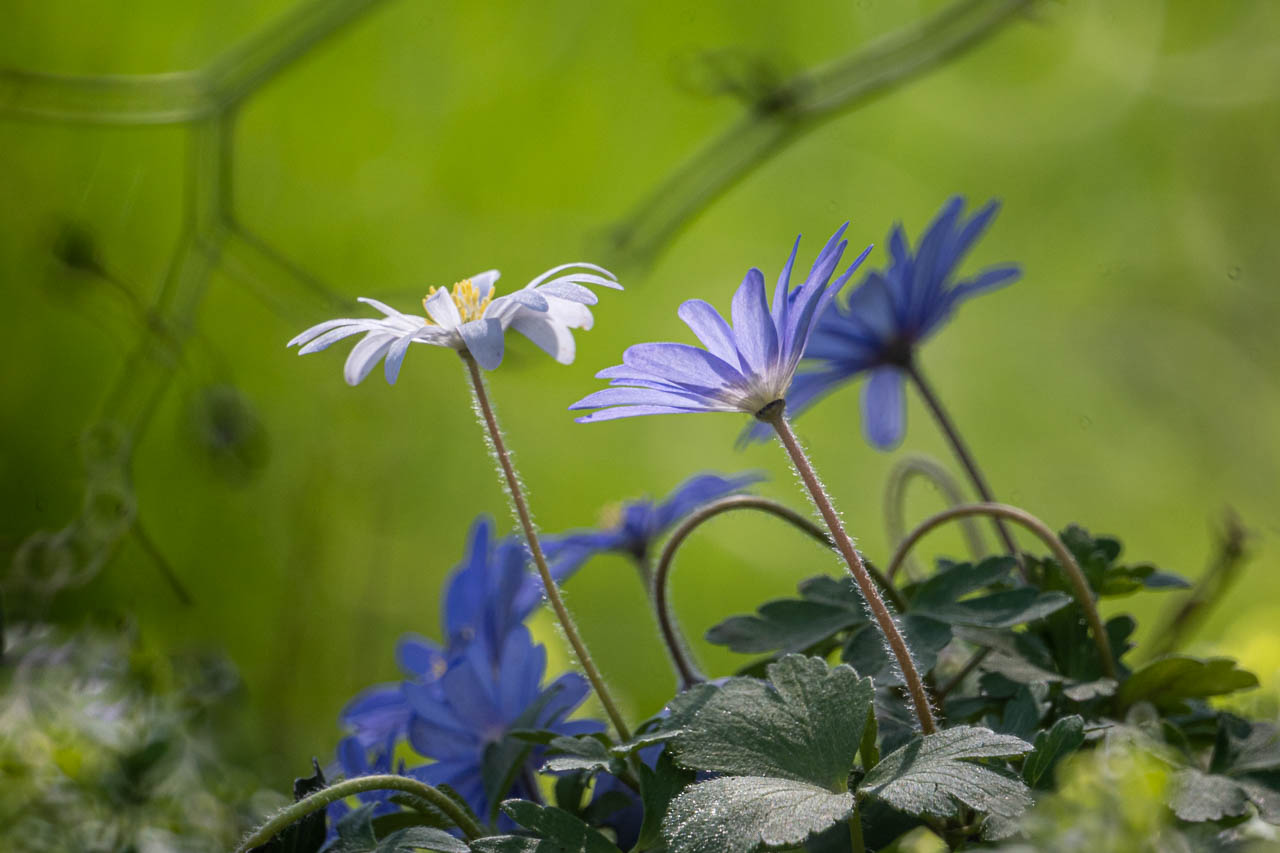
[2,0,1278,786]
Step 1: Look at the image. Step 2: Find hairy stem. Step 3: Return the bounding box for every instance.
[234,774,484,852]
[763,406,936,734]
[884,453,987,581]
[905,361,1026,580]
[461,353,631,741]
[652,494,907,688]
[887,502,1117,681]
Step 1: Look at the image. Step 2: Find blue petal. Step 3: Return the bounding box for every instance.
[772,235,801,332]
[678,299,742,368]
[569,386,727,411]
[861,367,907,449]
[653,472,763,530]
[622,342,744,391]
[574,404,716,423]
[396,634,446,679]
[730,268,778,374]
[339,684,410,746]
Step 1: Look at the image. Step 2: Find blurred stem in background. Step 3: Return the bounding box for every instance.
[608,0,1035,265]
[883,453,987,582]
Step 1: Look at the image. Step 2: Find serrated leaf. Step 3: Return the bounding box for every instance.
[916,589,1071,629]
[841,615,952,686]
[1023,715,1085,789]
[375,827,470,852]
[1118,655,1258,711]
[1169,769,1280,823]
[909,557,1018,608]
[673,655,873,789]
[663,776,855,853]
[705,577,865,656]
[1212,717,1280,776]
[540,735,618,775]
[637,748,694,849]
[859,726,1033,820]
[469,801,622,853]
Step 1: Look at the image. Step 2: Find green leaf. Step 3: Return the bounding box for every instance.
[1118,655,1258,711]
[540,735,618,775]
[705,576,865,655]
[909,557,1017,605]
[637,748,694,850]
[469,801,623,853]
[1023,715,1085,789]
[673,655,874,789]
[841,615,952,686]
[375,827,470,853]
[332,804,379,852]
[1169,769,1280,823]
[916,589,1071,629]
[663,776,855,853]
[859,726,1033,820]
[251,759,329,853]
[1033,526,1190,597]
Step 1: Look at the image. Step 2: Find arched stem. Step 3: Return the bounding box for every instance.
[652,495,907,687]
[762,406,936,734]
[234,774,484,852]
[883,454,986,582]
[887,502,1117,681]
[905,361,1027,581]
[462,353,631,741]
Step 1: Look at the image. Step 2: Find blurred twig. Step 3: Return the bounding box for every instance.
[5,0,384,602]
[1142,510,1252,661]
[607,0,1035,266]
[884,454,987,582]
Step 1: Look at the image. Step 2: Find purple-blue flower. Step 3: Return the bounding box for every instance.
[338,516,580,748]
[569,225,870,423]
[325,735,403,831]
[786,197,1020,449]
[404,625,601,822]
[543,472,762,571]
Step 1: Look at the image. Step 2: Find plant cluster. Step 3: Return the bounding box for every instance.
[240,198,1277,852]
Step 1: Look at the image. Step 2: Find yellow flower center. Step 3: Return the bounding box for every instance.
[424,278,494,324]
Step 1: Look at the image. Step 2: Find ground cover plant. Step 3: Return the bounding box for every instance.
[231,198,1280,853]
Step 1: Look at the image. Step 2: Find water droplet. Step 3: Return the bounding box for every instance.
[1228,265,1241,280]
[1079,415,1092,429]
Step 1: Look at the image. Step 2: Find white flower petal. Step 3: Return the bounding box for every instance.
[357,296,413,319]
[459,317,505,370]
[297,321,382,355]
[383,329,425,384]
[511,313,575,364]
[544,295,593,330]
[343,332,396,385]
[288,317,363,348]
[525,262,617,290]
[469,270,501,301]
[423,288,462,329]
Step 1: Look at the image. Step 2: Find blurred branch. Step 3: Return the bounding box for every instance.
[606,0,1035,266]
[1142,511,1252,661]
[0,0,392,124]
[8,2,381,604]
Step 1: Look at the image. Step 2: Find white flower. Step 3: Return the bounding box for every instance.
[288,263,620,383]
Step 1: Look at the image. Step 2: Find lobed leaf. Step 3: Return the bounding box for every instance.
[673,655,873,789]
[663,776,855,853]
[1022,715,1085,789]
[1117,655,1258,711]
[859,726,1034,820]
[469,802,622,853]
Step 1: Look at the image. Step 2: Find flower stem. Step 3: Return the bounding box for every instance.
[762,405,936,734]
[905,360,1027,581]
[887,502,1117,681]
[849,808,867,853]
[461,353,631,741]
[234,774,484,852]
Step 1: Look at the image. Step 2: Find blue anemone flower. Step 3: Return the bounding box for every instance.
[785,197,1020,449]
[570,225,870,423]
[339,516,580,747]
[404,625,600,822]
[542,472,762,571]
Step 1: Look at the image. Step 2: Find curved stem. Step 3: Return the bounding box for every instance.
[883,454,987,582]
[461,354,631,741]
[887,502,1117,681]
[905,361,1027,581]
[763,407,936,734]
[652,495,907,688]
[234,774,484,852]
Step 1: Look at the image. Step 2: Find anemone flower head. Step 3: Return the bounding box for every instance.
[403,625,601,823]
[785,197,1020,448]
[569,224,869,423]
[338,516,580,748]
[288,263,620,382]
[543,472,762,573]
